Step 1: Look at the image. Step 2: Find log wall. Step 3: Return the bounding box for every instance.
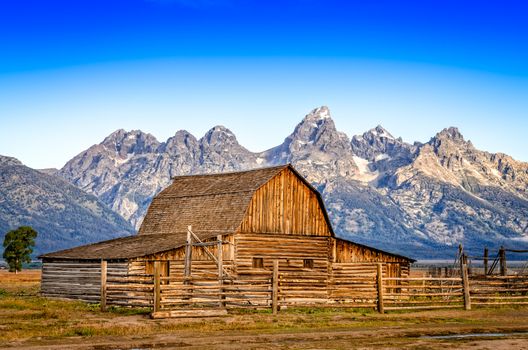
[41,260,128,302]
[234,233,330,277]
[239,168,331,236]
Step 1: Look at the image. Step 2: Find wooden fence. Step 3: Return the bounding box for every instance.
[469,275,528,307]
[98,259,528,317]
[382,277,464,311]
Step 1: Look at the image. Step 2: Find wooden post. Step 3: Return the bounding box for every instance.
[100,260,107,312]
[217,234,225,308]
[272,260,279,315]
[154,261,161,313]
[499,246,507,276]
[460,254,471,310]
[483,248,488,276]
[332,239,337,263]
[184,225,193,278]
[376,263,384,314]
[466,255,472,276]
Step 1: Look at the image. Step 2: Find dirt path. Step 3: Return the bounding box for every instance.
[4,322,528,349]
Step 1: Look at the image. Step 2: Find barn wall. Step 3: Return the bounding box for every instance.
[239,168,331,236]
[335,239,409,263]
[334,239,411,279]
[41,259,128,302]
[234,233,331,276]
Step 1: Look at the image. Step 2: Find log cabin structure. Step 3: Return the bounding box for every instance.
[39,164,414,309]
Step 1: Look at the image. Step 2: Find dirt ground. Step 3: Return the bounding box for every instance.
[1,270,528,349]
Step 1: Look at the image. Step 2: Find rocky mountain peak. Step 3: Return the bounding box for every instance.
[102,129,160,157]
[306,105,331,120]
[287,106,343,147]
[371,125,395,139]
[434,127,466,143]
[427,127,474,171]
[351,125,414,166]
[201,125,238,146]
[162,130,199,153]
[197,125,257,173]
[0,155,23,166]
[263,106,358,184]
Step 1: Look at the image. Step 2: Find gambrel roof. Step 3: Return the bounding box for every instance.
[138,164,333,236]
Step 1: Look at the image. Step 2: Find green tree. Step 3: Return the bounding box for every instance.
[2,226,38,273]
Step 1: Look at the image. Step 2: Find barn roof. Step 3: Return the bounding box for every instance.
[38,230,226,260]
[138,164,334,236]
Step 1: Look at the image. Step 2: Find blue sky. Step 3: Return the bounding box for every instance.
[1,0,528,168]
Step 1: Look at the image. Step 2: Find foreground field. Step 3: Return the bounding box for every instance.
[1,270,528,349]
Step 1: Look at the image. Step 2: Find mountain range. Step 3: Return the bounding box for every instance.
[0,155,134,256]
[3,106,528,258]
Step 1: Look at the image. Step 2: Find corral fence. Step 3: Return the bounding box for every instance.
[98,250,528,317]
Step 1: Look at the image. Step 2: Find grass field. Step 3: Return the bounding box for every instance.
[1,270,528,349]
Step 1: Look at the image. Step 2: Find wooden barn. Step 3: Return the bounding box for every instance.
[40,164,414,312]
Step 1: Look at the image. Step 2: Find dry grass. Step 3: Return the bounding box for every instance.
[1,270,528,349]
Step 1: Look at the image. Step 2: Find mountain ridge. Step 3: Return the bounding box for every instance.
[0,155,135,256]
[21,106,528,258]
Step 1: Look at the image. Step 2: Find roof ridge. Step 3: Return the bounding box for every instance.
[170,164,290,180]
[157,189,255,199]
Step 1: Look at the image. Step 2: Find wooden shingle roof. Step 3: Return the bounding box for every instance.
[138,164,291,236]
[38,230,229,260]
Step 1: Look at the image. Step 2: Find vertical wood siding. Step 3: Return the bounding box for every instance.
[239,168,331,236]
[335,239,409,263]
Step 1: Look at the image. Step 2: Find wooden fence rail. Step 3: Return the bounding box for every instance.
[98,259,528,317]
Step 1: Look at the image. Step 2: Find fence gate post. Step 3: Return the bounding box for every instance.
[272,260,279,315]
[483,248,488,276]
[499,246,507,276]
[376,263,384,314]
[460,254,471,310]
[153,261,161,313]
[100,259,107,312]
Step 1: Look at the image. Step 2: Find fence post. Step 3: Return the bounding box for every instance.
[460,254,471,310]
[499,246,507,276]
[153,261,161,313]
[217,234,225,308]
[376,263,384,314]
[483,248,488,276]
[272,260,279,315]
[100,259,107,312]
